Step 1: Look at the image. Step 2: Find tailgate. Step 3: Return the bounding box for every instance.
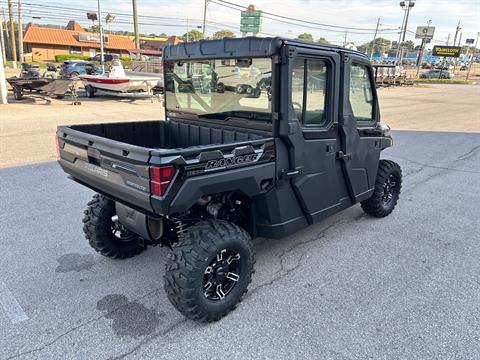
[57,126,154,213]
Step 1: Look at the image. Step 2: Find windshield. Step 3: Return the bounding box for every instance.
[164,58,272,122]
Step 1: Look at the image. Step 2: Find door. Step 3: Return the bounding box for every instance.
[338,53,382,203]
[284,49,344,224]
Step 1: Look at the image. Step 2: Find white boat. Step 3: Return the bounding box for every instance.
[80,60,163,96]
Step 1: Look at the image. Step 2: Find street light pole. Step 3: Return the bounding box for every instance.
[398,0,415,73]
[466,32,479,80]
[97,0,105,74]
[395,6,408,64]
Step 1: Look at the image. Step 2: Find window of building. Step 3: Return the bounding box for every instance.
[292,58,328,127]
[70,46,82,55]
[349,63,374,123]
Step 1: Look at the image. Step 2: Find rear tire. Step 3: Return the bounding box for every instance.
[361,160,402,218]
[85,85,96,98]
[13,86,23,100]
[82,194,145,259]
[164,220,255,322]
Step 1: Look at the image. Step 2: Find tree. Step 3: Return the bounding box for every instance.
[403,40,415,51]
[182,29,204,42]
[358,37,391,54]
[296,33,314,42]
[317,37,329,44]
[212,30,236,40]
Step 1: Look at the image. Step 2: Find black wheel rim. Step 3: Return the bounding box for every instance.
[203,249,241,301]
[382,174,398,206]
[110,218,137,243]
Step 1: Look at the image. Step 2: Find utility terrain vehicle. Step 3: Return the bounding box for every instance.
[57,37,402,322]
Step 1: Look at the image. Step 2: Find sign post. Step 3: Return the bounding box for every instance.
[466,33,479,80]
[240,5,263,37]
[415,23,434,77]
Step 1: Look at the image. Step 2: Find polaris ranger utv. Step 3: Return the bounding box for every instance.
[56,37,402,322]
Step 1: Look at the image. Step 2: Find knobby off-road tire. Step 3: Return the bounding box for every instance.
[82,194,145,259]
[361,160,402,218]
[164,220,255,322]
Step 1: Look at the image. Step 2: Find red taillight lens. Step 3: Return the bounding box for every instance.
[150,165,176,196]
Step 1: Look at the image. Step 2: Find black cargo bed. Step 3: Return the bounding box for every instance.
[68,120,269,150]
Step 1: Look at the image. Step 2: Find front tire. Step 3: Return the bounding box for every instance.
[361,160,402,218]
[164,220,255,322]
[82,194,145,259]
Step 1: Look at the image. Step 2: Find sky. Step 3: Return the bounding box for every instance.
[8,0,480,47]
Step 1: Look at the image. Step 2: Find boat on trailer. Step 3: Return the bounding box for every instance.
[80,60,163,97]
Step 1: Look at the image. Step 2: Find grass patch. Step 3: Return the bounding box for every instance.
[414,78,474,85]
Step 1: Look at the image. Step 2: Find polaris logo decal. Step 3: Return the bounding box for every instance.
[84,163,108,177]
[205,153,260,171]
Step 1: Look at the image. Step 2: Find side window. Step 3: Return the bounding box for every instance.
[292,59,305,122]
[291,58,328,127]
[349,63,374,123]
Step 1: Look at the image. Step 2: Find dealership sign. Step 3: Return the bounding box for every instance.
[432,46,461,57]
[415,26,435,39]
[78,33,109,44]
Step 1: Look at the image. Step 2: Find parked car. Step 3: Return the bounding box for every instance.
[88,54,119,62]
[420,69,454,79]
[59,60,102,78]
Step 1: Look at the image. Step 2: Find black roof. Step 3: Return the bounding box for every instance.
[163,36,368,61]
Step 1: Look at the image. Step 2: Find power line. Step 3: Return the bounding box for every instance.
[213,0,399,33]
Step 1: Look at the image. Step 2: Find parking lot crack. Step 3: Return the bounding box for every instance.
[248,216,364,297]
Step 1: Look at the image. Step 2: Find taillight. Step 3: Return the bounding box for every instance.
[150,165,176,197]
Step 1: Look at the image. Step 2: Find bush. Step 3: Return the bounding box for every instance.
[414,78,474,85]
[54,54,90,62]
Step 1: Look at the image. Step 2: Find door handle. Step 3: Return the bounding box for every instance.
[337,151,352,161]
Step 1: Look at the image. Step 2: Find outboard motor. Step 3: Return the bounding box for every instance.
[21,63,40,78]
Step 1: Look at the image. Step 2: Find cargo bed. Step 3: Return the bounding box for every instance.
[57,119,274,215]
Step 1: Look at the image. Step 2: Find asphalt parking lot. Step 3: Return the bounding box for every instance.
[1,129,479,359]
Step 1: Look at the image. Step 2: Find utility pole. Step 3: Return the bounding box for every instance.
[446,34,450,45]
[7,0,16,68]
[132,0,140,49]
[0,37,7,104]
[369,17,381,58]
[97,0,105,73]
[0,10,6,66]
[17,0,23,62]
[453,20,461,46]
[466,32,479,80]
[202,0,209,37]
[343,31,348,47]
[452,21,461,74]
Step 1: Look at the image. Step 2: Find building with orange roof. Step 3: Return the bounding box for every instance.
[23,21,136,62]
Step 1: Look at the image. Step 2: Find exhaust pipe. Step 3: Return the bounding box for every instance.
[115,202,163,242]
